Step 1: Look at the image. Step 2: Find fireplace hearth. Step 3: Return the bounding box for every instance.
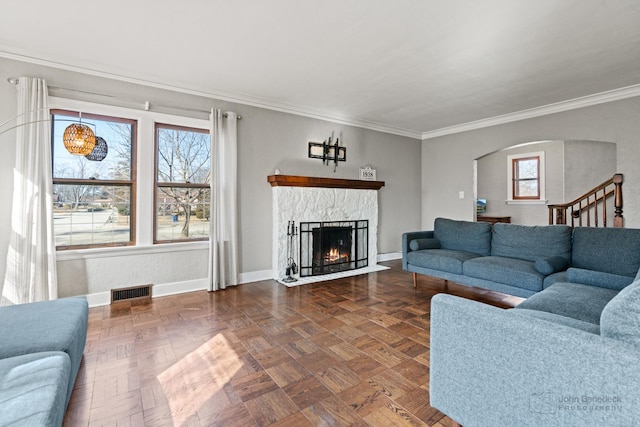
[299,220,368,277]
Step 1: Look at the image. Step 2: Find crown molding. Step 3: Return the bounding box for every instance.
[3,50,638,142]
[421,84,640,140]
[0,50,422,140]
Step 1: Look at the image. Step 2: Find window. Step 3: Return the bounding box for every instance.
[507,151,545,202]
[52,110,136,249]
[154,123,211,243]
[512,156,540,199]
[50,99,211,253]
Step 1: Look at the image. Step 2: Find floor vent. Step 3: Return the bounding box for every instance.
[111,284,152,304]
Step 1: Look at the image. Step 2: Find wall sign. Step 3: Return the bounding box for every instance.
[359,166,376,181]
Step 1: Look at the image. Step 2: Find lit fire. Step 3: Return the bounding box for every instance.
[325,248,348,263]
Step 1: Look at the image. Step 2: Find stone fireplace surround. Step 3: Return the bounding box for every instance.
[269,175,386,285]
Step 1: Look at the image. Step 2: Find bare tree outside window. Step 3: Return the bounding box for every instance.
[155,123,210,242]
[51,110,136,249]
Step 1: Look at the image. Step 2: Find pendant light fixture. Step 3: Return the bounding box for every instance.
[63,112,96,156]
[85,136,108,161]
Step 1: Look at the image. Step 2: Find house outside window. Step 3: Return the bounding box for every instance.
[507,151,546,203]
[52,109,136,249]
[154,123,211,243]
[50,98,212,256]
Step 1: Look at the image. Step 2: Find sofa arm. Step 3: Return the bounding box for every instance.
[430,294,640,426]
[402,230,434,269]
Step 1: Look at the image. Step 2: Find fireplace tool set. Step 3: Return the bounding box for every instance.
[283,220,298,283]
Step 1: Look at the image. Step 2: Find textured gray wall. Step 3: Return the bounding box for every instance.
[422,97,640,229]
[0,57,421,297]
[476,141,564,225]
[564,140,617,201]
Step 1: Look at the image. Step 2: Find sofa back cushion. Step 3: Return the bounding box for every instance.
[601,279,640,349]
[433,218,492,256]
[566,268,634,291]
[491,223,572,262]
[572,227,640,278]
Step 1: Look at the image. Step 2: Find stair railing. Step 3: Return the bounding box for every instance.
[548,173,623,228]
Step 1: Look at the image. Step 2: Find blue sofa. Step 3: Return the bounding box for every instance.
[403,218,640,298]
[429,226,640,425]
[0,297,88,427]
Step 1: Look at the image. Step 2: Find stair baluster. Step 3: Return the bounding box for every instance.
[548,173,623,228]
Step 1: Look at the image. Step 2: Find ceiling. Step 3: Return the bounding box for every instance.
[1,0,640,139]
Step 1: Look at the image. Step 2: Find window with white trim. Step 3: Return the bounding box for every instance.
[154,123,211,243]
[507,151,546,202]
[52,109,136,249]
[49,98,211,253]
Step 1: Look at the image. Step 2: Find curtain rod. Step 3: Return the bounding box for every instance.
[6,77,242,119]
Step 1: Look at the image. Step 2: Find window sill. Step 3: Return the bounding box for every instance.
[505,200,548,205]
[56,241,209,261]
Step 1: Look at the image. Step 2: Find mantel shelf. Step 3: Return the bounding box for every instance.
[267,175,385,190]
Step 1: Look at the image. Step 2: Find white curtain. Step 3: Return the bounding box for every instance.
[208,109,239,291]
[2,77,58,305]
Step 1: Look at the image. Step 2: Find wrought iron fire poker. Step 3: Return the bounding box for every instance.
[283,220,298,283]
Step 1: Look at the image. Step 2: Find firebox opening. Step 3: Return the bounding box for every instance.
[316,226,351,269]
[300,220,368,277]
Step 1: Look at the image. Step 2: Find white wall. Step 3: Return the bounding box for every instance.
[0,57,422,301]
[422,96,640,228]
[476,141,564,225]
[476,140,617,225]
[564,140,617,201]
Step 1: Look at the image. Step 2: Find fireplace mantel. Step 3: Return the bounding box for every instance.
[267,174,385,190]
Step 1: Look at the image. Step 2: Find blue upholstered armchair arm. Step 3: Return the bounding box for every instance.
[402,230,434,269]
[430,294,640,426]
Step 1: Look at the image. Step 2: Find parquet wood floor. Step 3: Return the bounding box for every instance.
[63,260,524,427]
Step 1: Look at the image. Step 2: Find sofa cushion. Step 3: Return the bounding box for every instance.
[515,282,619,325]
[0,297,88,404]
[572,227,640,278]
[491,223,572,262]
[0,351,70,427]
[566,267,634,291]
[534,256,569,275]
[433,218,492,256]
[406,249,481,275]
[542,271,568,289]
[409,238,441,251]
[601,279,640,349]
[463,256,544,292]
[510,308,600,334]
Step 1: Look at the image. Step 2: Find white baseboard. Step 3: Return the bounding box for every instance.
[84,273,275,308]
[153,278,208,298]
[85,278,207,308]
[84,259,397,308]
[377,252,402,262]
[85,292,111,308]
[239,269,273,284]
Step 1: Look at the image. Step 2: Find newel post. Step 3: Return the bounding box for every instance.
[613,173,624,228]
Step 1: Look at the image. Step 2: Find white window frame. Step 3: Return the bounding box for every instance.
[506,151,547,204]
[49,97,211,261]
